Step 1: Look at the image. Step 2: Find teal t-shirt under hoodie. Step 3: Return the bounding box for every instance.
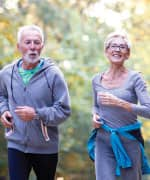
[18,60,44,85]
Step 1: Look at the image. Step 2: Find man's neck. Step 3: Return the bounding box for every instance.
[21,61,40,70]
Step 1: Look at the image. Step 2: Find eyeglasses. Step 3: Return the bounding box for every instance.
[108,44,128,52]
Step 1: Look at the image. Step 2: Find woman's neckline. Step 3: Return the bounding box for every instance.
[99,70,131,90]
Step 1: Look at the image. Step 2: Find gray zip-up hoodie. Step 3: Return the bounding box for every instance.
[0,58,71,154]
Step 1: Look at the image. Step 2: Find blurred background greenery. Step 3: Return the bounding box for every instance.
[0,0,150,179]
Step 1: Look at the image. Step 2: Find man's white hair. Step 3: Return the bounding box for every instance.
[17,25,44,44]
[104,30,131,50]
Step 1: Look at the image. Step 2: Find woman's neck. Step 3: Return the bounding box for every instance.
[101,65,129,89]
[105,65,127,80]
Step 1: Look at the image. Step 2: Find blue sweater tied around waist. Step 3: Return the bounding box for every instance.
[87,119,150,176]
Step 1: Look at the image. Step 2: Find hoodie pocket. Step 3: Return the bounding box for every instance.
[27,120,50,147]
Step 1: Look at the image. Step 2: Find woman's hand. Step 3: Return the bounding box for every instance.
[98,92,120,106]
[98,92,132,111]
[92,113,101,128]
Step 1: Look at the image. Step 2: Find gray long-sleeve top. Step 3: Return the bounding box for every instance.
[92,70,150,128]
[0,58,71,154]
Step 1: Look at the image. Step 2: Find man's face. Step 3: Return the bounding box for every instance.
[17,30,44,64]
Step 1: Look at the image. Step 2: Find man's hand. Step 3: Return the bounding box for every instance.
[0,111,13,128]
[15,106,36,121]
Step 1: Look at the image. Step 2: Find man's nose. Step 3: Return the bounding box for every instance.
[30,42,36,49]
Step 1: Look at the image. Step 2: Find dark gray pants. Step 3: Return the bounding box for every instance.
[8,148,58,180]
[95,129,142,180]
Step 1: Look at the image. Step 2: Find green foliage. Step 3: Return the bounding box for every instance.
[0,0,150,179]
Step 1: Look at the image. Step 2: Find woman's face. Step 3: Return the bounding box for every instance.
[105,37,130,65]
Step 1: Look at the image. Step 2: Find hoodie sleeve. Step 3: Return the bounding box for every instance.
[0,70,9,116]
[36,68,71,126]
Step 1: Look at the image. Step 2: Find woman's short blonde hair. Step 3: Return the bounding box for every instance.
[104,30,131,50]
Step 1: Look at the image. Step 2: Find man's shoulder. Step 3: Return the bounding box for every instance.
[0,61,16,74]
[42,57,55,65]
[1,59,18,70]
[43,57,63,75]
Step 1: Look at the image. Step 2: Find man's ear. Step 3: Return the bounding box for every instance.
[41,43,44,50]
[17,43,20,51]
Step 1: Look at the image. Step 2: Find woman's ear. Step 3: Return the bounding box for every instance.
[104,48,109,58]
[125,49,130,60]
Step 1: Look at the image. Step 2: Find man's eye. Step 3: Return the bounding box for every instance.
[120,46,126,49]
[24,41,41,45]
[25,41,31,44]
[34,41,41,45]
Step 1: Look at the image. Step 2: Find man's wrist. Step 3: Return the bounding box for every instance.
[33,110,40,120]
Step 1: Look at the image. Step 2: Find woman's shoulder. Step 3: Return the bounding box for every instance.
[92,72,103,82]
[128,70,146,85]
[129,70,143,79]
[92,72,104,88]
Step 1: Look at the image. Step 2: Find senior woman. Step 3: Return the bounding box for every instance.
[89,31,150,180]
